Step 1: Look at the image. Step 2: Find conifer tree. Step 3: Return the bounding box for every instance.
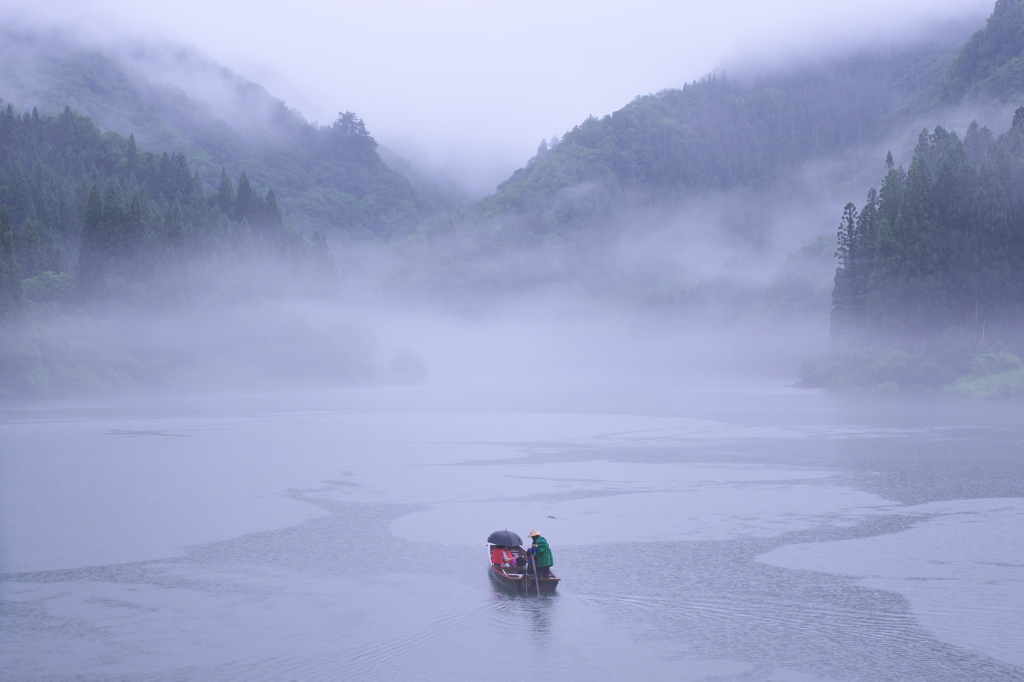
[830,203,859,339]
[122,193,145,272]
[76,186,106,297]
[100,184,125,260]
[536,139,549,160]
[164,203,185,255]
[236,172,254,221]
[833,111,1024,349]
[265,189,283,229]
[126,134,139,177]
[0,207,22,319]
[16,218,47,279]
[217,169,235,216]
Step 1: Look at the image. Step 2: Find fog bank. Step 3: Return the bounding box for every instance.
[0,0,993,195]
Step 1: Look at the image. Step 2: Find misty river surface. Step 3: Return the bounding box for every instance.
[2,386,1024,681]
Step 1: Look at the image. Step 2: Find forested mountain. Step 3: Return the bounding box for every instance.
[0,103,363,396]
[0,102,335,317]
[369,25,977,308]
[831,110,1024,345]
[943,0,1024,103]
[477,1,1024,244]
[800,2,1024,397]
[477,35,966,236]
[803,109,1024,397]
[0,29,432,237]
[2,2,1023,399]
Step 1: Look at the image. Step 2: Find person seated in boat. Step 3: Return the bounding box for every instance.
[527,530,554,579]
[490,545,515,566]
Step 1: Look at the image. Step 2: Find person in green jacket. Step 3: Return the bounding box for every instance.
[527,530,553,578]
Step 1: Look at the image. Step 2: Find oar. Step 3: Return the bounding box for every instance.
[531,554,541,595]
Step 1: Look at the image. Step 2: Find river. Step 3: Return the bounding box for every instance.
[2,384,1023,681]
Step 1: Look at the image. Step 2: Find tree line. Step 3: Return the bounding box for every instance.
[831,108,1024,350]
[478,36,964,236]
[942,0,1024,103]
[0,103,336,320]
[0,26,436,238]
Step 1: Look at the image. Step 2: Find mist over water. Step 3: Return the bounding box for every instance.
[3,388,1024,680]
[0,0,995,192]
[3,1,1024,680]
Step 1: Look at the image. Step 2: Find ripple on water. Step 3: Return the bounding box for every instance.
[759,497,1024,668]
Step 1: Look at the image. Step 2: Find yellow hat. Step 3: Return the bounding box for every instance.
[528,530,541,537]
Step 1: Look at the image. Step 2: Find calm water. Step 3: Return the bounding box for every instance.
[2,385,1023,681]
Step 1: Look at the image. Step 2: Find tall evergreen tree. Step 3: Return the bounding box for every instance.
[832,111,1024,349]
[100,183,125,262]
[126,133,139,177]
[235,172,254,222]
[0,207,23,319]
[217,169,235,216]
[122,193,145,274]
[76,185,106,297]
[830,202,859,339]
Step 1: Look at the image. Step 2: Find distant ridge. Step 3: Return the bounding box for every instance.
[943,0,1024,103]
[0,28,432,237]
[479,29,979,236]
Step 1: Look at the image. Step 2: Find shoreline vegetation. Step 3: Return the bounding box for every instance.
[3,1,1024,401]
[812,108,1024,399]
[809,0,1024,399]
[806,108,1024,395]
[800,347,1024,399]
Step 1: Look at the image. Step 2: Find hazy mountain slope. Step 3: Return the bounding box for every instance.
[479,34,969,236]
[804,0,1024,396]
[0,104,335,311]
[0,103,387,398]
[363,26,974,309]
[0,28,432,237]
[943,0,1024,103]
[802,107,1024,396]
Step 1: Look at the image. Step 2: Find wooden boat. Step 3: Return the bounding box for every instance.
[487,545,560,594]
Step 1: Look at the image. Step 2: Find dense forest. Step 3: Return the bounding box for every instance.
[476,36,964,237]
[0,103,356,396]
[831,113,1024,346]
[365,18,988,306]
[2,0,1023,399]
[484,0,1023,240]
[0,31,435,237]
[802,1,1024,398]
[363,24,978,308]
[807,111,1024,398]
[0,103,335,315]
[942,0,1024,103]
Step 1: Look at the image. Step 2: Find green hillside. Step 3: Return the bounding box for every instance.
[803,109,1024,396]
[943,0,1024,102]
[804,0,1024,397]
[0,103,347,396]
[478,35,969,237]
[0,102,334,309]
[0,29,432,237]
[798,0,1024,395]
[364,27,975,304]
[832,112,1024,345]
[3,2,1024,399]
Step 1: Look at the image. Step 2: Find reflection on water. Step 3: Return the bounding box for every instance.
[489,584,558,641]
[2,391,1024,680]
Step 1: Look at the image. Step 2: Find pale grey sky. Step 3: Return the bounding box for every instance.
[0,0,993,193]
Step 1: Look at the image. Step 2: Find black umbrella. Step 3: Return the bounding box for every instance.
[487,530,522,546]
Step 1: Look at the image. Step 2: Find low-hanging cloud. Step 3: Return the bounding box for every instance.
[0,0,994,196]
